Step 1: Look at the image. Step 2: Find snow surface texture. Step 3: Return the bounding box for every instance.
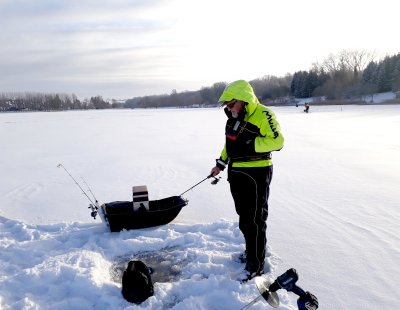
[1,105,399,309]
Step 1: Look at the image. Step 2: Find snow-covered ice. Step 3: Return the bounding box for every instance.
[1,104,399,309]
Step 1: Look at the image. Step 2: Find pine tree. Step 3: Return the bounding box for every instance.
[391,54,400,91]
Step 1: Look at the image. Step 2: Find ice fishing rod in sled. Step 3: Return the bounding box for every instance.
[57,164,220,232]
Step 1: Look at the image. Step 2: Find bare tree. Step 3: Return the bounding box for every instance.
[320,49,375,76]
[340,49,376,76]
[321,53,342,74]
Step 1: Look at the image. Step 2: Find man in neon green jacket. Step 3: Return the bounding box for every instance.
[210,80,284,282]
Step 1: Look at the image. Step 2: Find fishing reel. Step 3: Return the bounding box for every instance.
[180,173,222,197]
[89,204,98,219]
[210,176,221,185]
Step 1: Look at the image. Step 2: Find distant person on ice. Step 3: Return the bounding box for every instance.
[304,103,310,113]
[210,80,284,282]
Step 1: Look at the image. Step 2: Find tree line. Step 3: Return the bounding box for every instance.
[0,93,122,112]
[126,50,400,108]
[1,50,399,112]
[290,50,400,100]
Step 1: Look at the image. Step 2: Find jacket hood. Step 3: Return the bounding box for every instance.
[218,80,259,115]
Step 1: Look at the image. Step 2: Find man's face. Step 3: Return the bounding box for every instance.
[225,99,244,114]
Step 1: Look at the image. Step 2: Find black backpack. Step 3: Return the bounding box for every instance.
[121,260,154,303]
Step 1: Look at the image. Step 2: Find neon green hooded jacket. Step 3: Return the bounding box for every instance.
[217,80,284,168]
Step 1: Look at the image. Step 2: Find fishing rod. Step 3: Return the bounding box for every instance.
[81,177,98,205]
[57,163,99,219]
[180,174,221,196]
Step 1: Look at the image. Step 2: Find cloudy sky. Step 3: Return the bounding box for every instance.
[0,0,399,100]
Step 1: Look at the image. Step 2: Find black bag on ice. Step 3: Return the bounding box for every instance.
[121,260,154,303]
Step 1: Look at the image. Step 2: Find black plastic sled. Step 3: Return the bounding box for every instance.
[99,196,188,232]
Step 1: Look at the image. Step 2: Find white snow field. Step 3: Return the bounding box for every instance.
[0,104,399,309]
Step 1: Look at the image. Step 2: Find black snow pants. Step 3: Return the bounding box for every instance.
[228,165,273,273]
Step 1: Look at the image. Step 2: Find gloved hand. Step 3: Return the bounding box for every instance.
[297,291,318,310]
[210,166,221,177]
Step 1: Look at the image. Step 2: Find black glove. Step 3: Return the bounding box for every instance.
[297,291,318,310]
